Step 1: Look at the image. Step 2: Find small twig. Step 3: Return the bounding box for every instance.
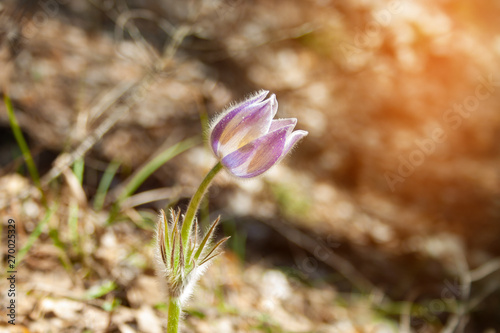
[115,9,161,65]
[442,246,471,333]
[86,81,136,127]
[468,279,500,311]
[119,186,187,209]
[470,258,500,282]
[39,25,191,188]
[399,290,421,333]
[258,217,378,294]
[0,21,190,210]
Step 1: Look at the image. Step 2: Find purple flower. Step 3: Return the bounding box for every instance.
[209,90,308,178]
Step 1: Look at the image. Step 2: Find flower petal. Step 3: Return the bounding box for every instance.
[269,118,297,132]
[221,125,294,178]
[218,95,278,155]
[211,93,277,157]
[279,130,308,162]
[233,90,269,111]
[210,91,268,150]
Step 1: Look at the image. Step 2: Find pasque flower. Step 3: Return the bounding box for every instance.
[209,90,308,178]
[156,90,308,333]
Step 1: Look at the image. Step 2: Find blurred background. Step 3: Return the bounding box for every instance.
[0,0,499,332]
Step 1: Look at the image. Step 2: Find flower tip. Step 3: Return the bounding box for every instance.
[269,93,277,104]
[296,130,309,142]
[268,93,278,116]
[250,90,269,102]
[283,129,308,154]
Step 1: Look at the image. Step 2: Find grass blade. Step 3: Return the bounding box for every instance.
[4,94,46,205]
[48,227,73,272]
[68,201,81,254]
[107,137,200,224]
[85,280,117,300]
[72,157,85,184]
[16,205,56,268]
[117,136,201,203]
[93,160,121,211]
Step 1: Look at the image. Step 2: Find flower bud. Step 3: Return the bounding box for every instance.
[209,90,308,178]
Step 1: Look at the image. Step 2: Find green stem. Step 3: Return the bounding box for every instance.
[167,297,181,333]
[181,162,223,247]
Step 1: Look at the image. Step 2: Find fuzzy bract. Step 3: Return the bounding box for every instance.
[155,209,228,304]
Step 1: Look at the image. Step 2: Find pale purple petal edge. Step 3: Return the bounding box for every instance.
[269,118,297,132]
[221,126,291,178]
[281,130,308,159]
[209,90,270,155]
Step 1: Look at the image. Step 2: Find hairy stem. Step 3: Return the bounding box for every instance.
[181,162,222,247]
[167,297,181,333]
